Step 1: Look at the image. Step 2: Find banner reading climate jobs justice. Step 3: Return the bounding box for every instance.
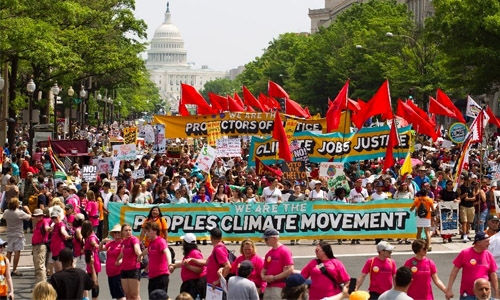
[248,125,412,166]
[108,200,417,241]
[153,112,349,139]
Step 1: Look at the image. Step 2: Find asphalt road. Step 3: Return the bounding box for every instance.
[11,237,467,299]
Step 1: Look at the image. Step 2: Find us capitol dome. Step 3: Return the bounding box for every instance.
[146,2,227,113]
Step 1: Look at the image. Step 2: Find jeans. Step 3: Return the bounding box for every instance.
[476,209,489,232]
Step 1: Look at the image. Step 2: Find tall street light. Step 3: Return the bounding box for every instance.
[96,93,102,127]
[0,74,5,146]
[26,79,36,155]
[51,82,60,138]
[118,101,122,123]
[107,97,113,125]
[67,86,75,138]
[79,86,87,126]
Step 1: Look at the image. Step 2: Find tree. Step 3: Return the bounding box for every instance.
[199,78,239,99]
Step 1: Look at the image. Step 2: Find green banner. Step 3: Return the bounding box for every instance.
[108,200,416,241]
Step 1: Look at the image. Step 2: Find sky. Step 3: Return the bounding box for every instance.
[133,0,324,72]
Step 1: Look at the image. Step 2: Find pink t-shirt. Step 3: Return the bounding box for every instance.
[301,258,350,299]
[453,247,497,296]
[105,240,123,277]
[32,218,50,245]
[361,257,396,294]
[66,214,75,225]
[50,222,66,256]
[231,254,266,291]
[181,249,206,281]
[66,195,80,213]
[147,237,170,279]
[206,243,230,286]
[404,257,437,300]
[263,244,294,288]
[85,201,99,226]
[121,236,140,271]
[84,233,101,274]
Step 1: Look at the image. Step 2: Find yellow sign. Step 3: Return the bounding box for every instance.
[123,127,138,145]
[285,119,298,141]
[153,112,350,139]
[206,121,221,147]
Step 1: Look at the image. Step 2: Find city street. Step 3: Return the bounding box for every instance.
[9,231,470,299]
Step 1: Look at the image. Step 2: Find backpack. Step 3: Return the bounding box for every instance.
[417,199,428,218]
[213,245,237,280]
[28,194,39,214]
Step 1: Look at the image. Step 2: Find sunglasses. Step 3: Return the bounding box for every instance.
[51,216,58,219]
[0,245,5,249]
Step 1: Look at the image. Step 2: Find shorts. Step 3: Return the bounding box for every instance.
[74,255,86,271]
[263,287,282,300]
[6,236,25,252]
[108,275,125,299]
[460,206,475,223]
[416,217,431,228]
[121,268,141,280]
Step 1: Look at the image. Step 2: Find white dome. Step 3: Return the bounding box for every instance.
[146,2,188,68]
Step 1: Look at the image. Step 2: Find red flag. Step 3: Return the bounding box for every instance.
[208,93,227,112]
[436,88,466,123]
[246,105,255,112]
[178,98,190,116]
[347,98,362,112]
[383,121,400,170]
[397,99,438,140]
[206,173,216,197]
[272,113,292,161]
[227,95,245,112]
[429,96,456,120]
[486,106,500,128]
[268,81,289,99]
[243,86,265,111]
[255,157,283,177]
[304,107,311,118]
[181,83,215,115]
[234,93,244,107]
[258,93,271,112]
[286,99,309,118]
[407,100,434,126]
[327,80,349,132]
[351,80,393,130]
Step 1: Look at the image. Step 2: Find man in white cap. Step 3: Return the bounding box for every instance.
[356,241,397,299]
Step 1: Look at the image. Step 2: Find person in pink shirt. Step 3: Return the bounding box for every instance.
[403,239,447,300]
[230,239,266,297]
[82,220,101,300]
[85,191,99,231]
[116,223,142,300]
[139,221,170,296]
[261,228,294,300]
[72,214,86,272]
[446,232,499,300]
[356,241,397,299]
[99,224,125,300]
[31,208,50,284]
[49,210,72,272]
[63,186,80,214]
[169,233,207,299]
[301,241,350,299]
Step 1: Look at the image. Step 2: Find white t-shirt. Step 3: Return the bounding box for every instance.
[309,189,327,201]
[348,188,369,203]
[371,192,389,200]
[262,187,282,203]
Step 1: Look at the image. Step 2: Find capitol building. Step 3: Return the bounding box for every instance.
[146,3,227,112]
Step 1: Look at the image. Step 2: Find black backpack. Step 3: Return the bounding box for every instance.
[417,200,428,218]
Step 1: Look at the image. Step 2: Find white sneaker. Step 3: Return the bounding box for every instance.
[463,235,470,243]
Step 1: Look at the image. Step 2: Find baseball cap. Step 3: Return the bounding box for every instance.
[0,238,7,246]
[109,224,122,233]
[285,274,312,288]
[181,233,197,244]
[75,213,85,221]
[488,215,500,222]
[376,241,395,252]
[125,168,132,173]
[32,209,44,216]
[262,228,279,239]
[50,210,60,218]
[473,232,489,244]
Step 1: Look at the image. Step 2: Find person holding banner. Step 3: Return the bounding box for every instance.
[262,177,282,204]
[309,181,328,201]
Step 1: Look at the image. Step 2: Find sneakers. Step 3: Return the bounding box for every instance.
[462,235,470,243]
[312,240,317,245]
[291,240,295,245]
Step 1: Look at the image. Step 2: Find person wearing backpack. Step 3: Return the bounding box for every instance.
[410,188,435,251]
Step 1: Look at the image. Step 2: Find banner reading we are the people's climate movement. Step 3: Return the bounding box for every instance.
[109,200,416,241]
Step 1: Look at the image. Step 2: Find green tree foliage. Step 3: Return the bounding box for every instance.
[199,77,239,99]
[428,0,500,94]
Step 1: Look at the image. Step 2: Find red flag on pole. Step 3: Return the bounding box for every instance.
[243,86,265,112]
[486,106,500,128]
[268,81,289,99]
[326,80,349,132]
[272,113,292,161]
[178,99,190,116]
[396,99,438,140]
[208,93,227,112]
[428,96,456,119]
[383,121,400,170]
[181,83,215,115]
[351,80,393,130]
[285,99,309,118]
[227,95,245,112]
[436,88,466,123]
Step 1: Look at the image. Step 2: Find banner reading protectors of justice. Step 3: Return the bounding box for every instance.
[247,125,413,166]
[108,200,416,241]
[153,112,350,139]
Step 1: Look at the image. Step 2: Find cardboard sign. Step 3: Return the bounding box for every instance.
[216,138,241,157]
[195,145,216,173]
[123,127,138,145]
[82,165,98,183]
[166,145,182,158]
[132,168,145,179]
[439,201,459,235]
[152,124,166,154]
[112,144,137,161]
[281,161,307,181]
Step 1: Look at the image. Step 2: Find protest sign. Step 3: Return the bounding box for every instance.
[123,127,138,144]
[166,144,182,158]
[206,121,221,147]
[195,145,216,173]
[109,200,417,241]
[132,168,145,179]
[112,144,137,161]
[248,125,412,166]
[82,165,98,183]
[153,112,345,139]
[152,124,166,154]
[285,119,298,141]
[281,161,307,181]
[439,201,459,235]
[96,157,114,175]
[216,138,241,157]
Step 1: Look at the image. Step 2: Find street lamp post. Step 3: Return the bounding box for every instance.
[67,86,75,138]
[26,79,36,155]
[0,74,5,146]
[107,97,113,124]
[51,83,60,139]
[118,101,122,123]
[96,93,102,127]
[79,86,87,126]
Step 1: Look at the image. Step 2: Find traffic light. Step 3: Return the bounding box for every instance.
[277,97,286,112]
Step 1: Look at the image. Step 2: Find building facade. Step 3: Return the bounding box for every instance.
[146,2,227,112]
[309,0,434,33]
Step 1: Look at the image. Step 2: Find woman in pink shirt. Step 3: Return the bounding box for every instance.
[82,220,101,300]
[85,191,99,231]
[139,222,170,295]
[230,239,266,296]
[301,241,350,300]
[99,224,125,300]
[404,239,447,300]
[49,210,72,272]
[169,233,207,299]
[116,223,142,300]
